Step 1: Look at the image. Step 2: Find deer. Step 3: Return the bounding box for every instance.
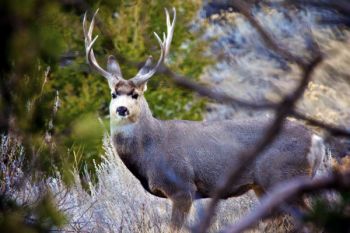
[83,8,325,232]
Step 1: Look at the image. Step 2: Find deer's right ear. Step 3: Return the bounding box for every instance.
[107,78,119,90]
[107,55,123,79]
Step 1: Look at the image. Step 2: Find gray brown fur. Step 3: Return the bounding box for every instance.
[111,89,321,231]
[83,9,324,231]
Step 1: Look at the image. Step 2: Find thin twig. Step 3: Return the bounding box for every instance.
[75,4,350,232]
[161,65,350,138]
[77,1,350,138]
[291,0,350,17]
[222,170,350,233]
[291,110,350,137]
[193,53,322,233]
[193,1,325,231]
[161,65,275,110]
[226,0,308,65]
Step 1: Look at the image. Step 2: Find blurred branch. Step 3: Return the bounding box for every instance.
[222,170,350,233]
[291,0,350,27]
[192,1,350,231]
[291,0,350,17]
[160,66,350,138]
[59,0,129,63]
[227,0,310,65]
[76,0,350,139]
[73,1,350,232]
[291,111,350,137]
[77,1,350,137]
[160,66,275,109]
[192,0,325,232]
[205,0,305,64]
[193,51,322,232]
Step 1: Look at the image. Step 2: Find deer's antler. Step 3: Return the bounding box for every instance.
[83,10,122,82]
[130,8,176,86]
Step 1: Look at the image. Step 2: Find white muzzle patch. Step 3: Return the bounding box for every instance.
[109,95,141,125]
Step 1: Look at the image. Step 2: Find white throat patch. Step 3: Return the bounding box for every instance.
[110,120,136,136]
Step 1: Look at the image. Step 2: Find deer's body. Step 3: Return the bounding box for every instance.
[83,9,325,231]
[109,93,323,230]
[112,96,314,200]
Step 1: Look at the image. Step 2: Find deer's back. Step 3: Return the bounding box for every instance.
[112,117,313,198]
[161,117,312,197]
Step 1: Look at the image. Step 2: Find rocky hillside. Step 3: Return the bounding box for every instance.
[200,5,349,127]
[197,3,350,157]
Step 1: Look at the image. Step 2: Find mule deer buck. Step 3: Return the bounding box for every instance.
[83,8,325,232]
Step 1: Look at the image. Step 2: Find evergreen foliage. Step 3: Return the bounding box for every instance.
[1,0,210,175]
[0,1,209,231]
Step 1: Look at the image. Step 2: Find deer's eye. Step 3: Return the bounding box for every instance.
[111,93,117,99]
[132,93,139,99]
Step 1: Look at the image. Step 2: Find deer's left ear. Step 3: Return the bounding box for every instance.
[140,83,147,92]
[107,55,123,79]
[134,56,153,92]
[136,56,153,77]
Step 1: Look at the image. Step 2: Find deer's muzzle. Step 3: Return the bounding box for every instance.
[116,106,129,117]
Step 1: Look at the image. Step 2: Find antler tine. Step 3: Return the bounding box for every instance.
[83,9,113,79]
[164,7,176,57]
[131,8,176,86]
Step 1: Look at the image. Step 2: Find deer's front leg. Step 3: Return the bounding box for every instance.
[149,157,196,232]
[170,191,193,232]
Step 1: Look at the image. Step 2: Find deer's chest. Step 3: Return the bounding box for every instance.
[113,133,138,157]
[112,132,166,197]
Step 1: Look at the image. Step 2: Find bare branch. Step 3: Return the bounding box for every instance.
[291,0,350,17]
[193,54,323,233]
[192,1,327,232]
[291,111,350,137]
[78,1,350,139]
[226,0,310,66]
[75,2,350,232]
[161,65,275,110]
[160,65,350,138]
[222,170,350,233]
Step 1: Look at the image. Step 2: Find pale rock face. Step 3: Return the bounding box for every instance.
[200,8,350,131]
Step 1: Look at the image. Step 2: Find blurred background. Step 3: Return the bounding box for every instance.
[0,0,349,232]
[0,0,209,175]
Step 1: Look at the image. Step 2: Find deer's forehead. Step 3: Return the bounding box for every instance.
[114,81,137,94]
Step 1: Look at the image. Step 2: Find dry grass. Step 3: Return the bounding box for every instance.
[2,4,348,233]
[1,135,333,233]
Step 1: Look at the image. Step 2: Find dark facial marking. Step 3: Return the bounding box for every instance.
[127,91,138,99]
[114,80,137,96]
[132,93,139,99]
[114,80,142,100]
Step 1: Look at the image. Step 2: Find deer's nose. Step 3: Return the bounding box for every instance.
[116,106,129,116]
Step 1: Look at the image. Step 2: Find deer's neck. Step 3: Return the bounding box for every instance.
[111,96,157,159]
[110,97,158,189]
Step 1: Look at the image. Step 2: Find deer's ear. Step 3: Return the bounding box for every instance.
[107,55,123,78]
[107,78,119,90]
[137,82,147,93]
[141,83,147,92]
[136,56,153,76]
[134,56,152,92]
